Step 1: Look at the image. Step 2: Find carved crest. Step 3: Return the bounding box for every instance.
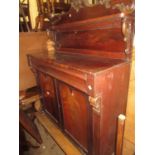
[70,0,135,14]
[96,0,111,8]
[112,2,135,14]
[70,0,89,12]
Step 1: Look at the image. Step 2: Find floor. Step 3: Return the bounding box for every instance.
[22,113,133,155]
[23,118,65,155]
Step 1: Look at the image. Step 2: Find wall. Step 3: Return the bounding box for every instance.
[20,0,38,29]
[29,0,38,28]
[123,48,135,155]
[19,32,48,91]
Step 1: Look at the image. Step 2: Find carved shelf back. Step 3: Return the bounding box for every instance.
[52,0,134,24]
[50,0,134,60]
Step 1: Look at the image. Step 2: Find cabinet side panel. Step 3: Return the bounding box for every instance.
[59,82,89,152]
[94,63,130,155]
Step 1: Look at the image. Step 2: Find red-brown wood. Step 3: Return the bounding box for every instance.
[37,72,59,123]
[54,7,118,26]
[28,52,131,154]
[56,28,126,52]
[19,109,42,144]
[58,82,91,153]
[95,63,130,154]
[27,1,134,155]
[52,13,134,59]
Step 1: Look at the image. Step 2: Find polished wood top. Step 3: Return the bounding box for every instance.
[28,51,128,74]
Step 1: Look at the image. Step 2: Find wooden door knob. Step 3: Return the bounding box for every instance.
[46,91,50,95]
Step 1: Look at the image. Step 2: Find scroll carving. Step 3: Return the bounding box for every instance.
[112,2,135,56]
[70,0,89,12]
[70,0,111,11]
[89,96,101,113]
[122,16,133,55]
[70,0,135,13]
[60,0,135,57]
[96,0,111,8]
[112,2,135,15]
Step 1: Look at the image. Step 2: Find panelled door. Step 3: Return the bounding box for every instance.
[58,82,92,154]
[38,71,60,124]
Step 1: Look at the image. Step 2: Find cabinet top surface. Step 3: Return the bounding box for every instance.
[29,51,128,74]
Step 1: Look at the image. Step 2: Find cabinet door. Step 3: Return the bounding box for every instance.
[38,72,59,123]
[59,82,92,153]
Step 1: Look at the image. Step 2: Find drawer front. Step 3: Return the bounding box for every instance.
[58,82,92,153]
[28,56,91,95]
[38,72,59,123]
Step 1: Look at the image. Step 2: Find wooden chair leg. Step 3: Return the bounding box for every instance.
[34,16,40,31]
[39,15,45,31]
[116,114,126,155]
[19,109,42,144]
[34,15,44,31]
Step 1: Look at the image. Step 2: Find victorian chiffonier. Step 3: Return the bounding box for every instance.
[27,1,134,154]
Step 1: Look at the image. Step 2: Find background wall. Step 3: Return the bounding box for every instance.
[29,0,38,28]
[19,32,48,90]
[20,0,38,29]
[123,48,135,155]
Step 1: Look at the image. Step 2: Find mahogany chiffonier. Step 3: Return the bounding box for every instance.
[27,1,134,155]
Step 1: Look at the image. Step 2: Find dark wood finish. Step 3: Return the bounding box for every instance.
[28,52,128,95]
[52,14,134,60]
[56,28,126,52]
[51,0,133,25]
[93,63,130,155]
[28,52,130,155]
[27,1,134,155]
[19,0,32,32]
[19,86,42,146]
[19,125,28,155]
[35,0,70,31]
[19,109,42,144]
[37,72,60,124]
[58,82,92,153]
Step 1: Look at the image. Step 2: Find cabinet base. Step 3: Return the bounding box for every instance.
[35,112,83,155]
